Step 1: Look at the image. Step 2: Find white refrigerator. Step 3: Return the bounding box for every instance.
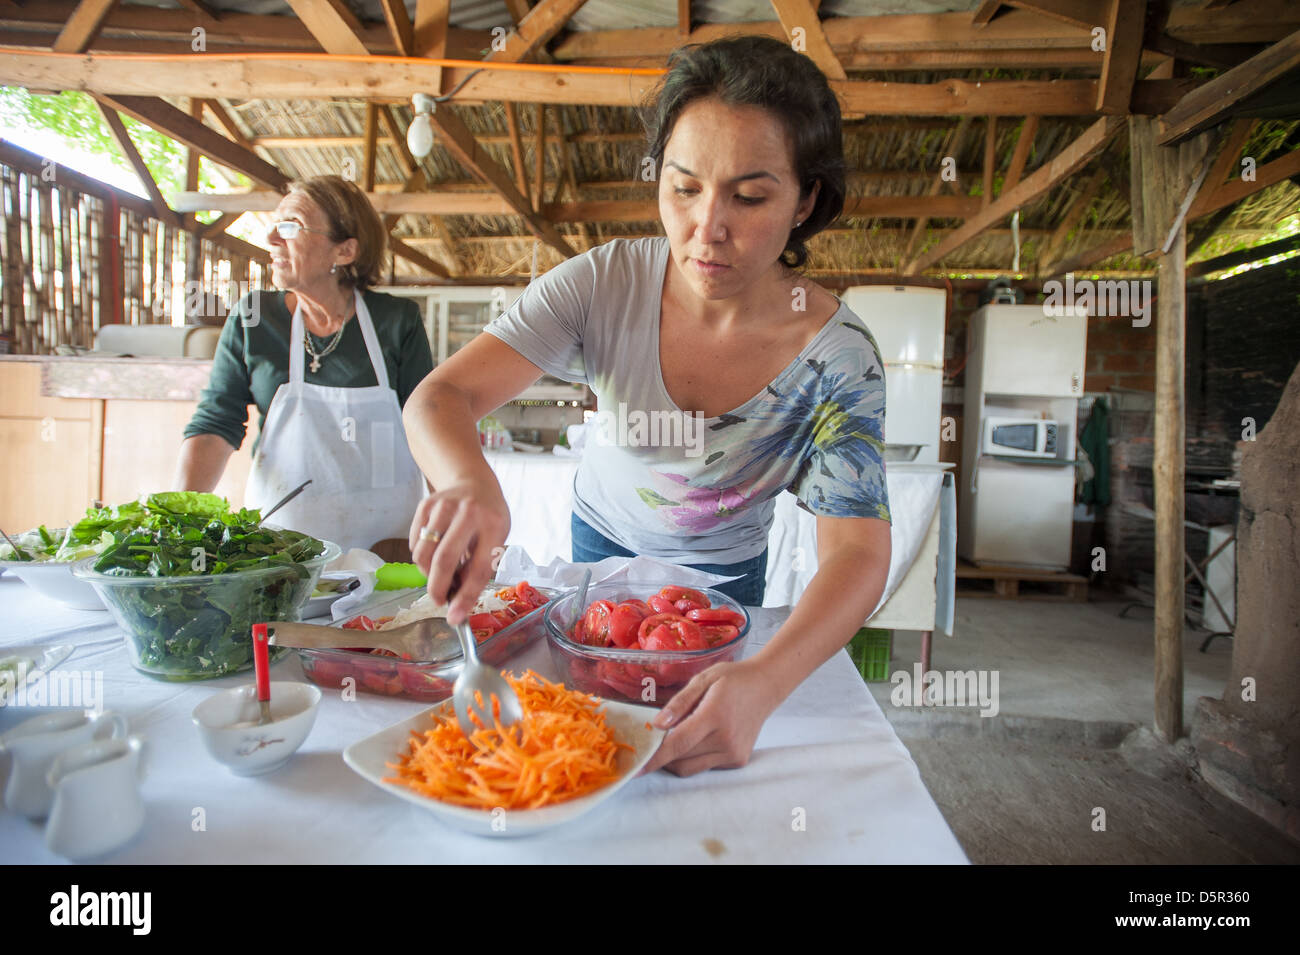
[842,286,947,464]
[958,304,1087,570]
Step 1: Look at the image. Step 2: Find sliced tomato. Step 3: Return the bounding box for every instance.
[620,598,653,618]
[468,612,506,638]
[605,603,645,649]
[674,598,708,614]
[342,615,378,631]
[699,623,740,646]
[686,607,746,627]
[595,660,646,701]
[638,613,707,651]
[514,580,546,610]
[648,594,678,615]
[581,599,617,647]
[659,586,710,608]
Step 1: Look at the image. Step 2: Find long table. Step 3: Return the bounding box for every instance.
[0,577,967,864]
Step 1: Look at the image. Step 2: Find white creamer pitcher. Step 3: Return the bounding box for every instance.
[45,735,145,860]
[0,708,127,818]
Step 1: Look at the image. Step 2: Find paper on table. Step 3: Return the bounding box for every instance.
[492,546,738,591]
[326,548,386,622]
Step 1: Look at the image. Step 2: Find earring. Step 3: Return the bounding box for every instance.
[794,220,803,228]
[330,264,337,274]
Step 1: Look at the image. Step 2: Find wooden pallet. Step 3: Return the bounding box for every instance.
[956,560,1089,601]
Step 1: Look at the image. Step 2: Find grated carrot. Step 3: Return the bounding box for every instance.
[383,670,632,811]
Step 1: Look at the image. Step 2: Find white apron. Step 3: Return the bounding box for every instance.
[244,289,425,552]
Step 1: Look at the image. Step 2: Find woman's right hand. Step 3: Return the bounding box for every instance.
[407,483,511,625]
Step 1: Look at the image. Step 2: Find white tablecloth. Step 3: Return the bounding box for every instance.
[0,577,967,864]
[486,452,947,612]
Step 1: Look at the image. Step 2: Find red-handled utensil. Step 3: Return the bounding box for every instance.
[252,623,273,725]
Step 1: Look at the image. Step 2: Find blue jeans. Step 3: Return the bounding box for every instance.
[570,513,767,607]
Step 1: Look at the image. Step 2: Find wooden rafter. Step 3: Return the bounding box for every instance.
[91,96,178,226]
[0,52,1194,113]
[378,0,414,57]
[184,98,202,230]
[1042,140,1300,276]
[200,99,255,152]
[904,115,1124,274]
[1003,115,1040,191]
[503,102,530,202]
[176,0,219,19]
[390,236,452,280]
[972,2,1005,26]
[678,0,691,36]
[1157,26,1300,144]
[97,95,289,191]
[282,0,369,56]
[362,103,378,193]
[1097,0,1146,112]
[426,105,574,257]
[504,0,533,25]
[1187,118,1256,218]
[173,191,982,222]
[486,0,591,64]
[769,0,847,80]
[1003,0,1102,32]
[51,0,115,53]
[533,104,546,213]
[413,0,448,94]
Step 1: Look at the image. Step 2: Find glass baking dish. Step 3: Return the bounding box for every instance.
[295,583,560,702]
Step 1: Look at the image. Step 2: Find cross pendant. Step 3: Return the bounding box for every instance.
[309,357,321,373]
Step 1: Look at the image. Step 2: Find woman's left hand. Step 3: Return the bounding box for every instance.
[640,658,784,777]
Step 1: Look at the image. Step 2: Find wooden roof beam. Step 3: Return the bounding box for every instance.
[904,114,1124,274]
[769,0,847,81]
[487,0,590,64]
[1097,0,1146,112]
[1157,26,1300,145]
[1003,0,1105,32]
[390,236,453,280]
[52,0,115,53]
[282,0,369,56]
[172,191,982,221]
[1036,164,1107,271]
[0,52,1195,113]
[91,96,179,226]
[1003,115,1040,190]
[97,95,290,191]
[426,104,577,258]
[972,2,1006,27]
[378,0,414,57]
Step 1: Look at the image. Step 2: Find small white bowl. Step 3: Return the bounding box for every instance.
[0,560,105,610]
[191,682,321,776]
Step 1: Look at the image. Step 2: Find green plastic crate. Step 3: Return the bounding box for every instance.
[847,627,892,683]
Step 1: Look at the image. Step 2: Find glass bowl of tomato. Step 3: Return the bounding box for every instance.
[543,583,750,707]
[297,581,557,702]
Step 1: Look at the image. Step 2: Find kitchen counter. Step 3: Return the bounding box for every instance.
[0,354,216,402]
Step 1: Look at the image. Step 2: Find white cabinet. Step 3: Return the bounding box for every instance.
[373,285,525,364]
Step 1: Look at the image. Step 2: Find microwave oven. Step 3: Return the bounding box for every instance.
[982,417,1068,459]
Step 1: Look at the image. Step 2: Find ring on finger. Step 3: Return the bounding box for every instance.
[419,527,443,544]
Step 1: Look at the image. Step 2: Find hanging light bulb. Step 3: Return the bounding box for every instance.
[407,93,436,158]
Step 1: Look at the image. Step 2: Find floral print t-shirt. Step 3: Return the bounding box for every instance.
[483,237,890,564]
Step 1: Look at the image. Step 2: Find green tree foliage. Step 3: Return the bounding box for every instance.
[0,87,242,208]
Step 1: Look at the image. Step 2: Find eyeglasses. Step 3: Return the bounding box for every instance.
[270,220,333,240]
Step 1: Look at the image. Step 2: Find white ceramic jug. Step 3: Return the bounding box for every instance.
[45,735,145,860]
[0,709,127,818]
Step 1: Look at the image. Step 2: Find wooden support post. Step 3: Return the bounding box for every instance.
[534,103,546,214]
[1128,114,1213,742]
[1153,224,1185,742]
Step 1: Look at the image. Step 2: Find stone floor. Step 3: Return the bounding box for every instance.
[866,595,1300,865]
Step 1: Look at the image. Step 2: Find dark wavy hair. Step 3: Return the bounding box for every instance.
[639,35,845,269]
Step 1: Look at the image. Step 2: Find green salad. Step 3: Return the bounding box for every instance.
[71,492,328,680]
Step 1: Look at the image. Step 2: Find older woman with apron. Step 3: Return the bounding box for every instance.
[176,176,430,553]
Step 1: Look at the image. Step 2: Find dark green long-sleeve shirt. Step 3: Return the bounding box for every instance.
[184,290,435,453]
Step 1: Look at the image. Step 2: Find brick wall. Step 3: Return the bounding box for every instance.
[1083,315,1157,393]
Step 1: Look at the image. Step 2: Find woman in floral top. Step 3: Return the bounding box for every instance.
[403,36,891,776]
